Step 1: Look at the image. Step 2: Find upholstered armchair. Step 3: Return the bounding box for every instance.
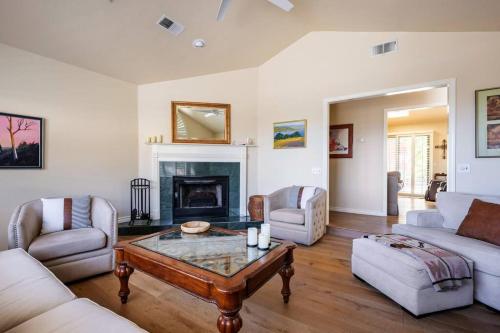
[264,186,327,246]
[387,171,404,216]
[8,196,117,283]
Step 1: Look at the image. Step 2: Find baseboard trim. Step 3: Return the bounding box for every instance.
[118,216,131,224]
[329,207,386,217]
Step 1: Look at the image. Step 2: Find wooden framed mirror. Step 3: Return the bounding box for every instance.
[172,101,231,144]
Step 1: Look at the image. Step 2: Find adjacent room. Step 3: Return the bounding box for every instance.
[1,1,499,333]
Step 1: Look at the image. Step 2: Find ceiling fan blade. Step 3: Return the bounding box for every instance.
[266,0,294,12]
[216,0,232,21]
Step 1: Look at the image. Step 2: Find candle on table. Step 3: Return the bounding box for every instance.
[261,223,271,245]
[258,232,269,250]
[247,227,258,247]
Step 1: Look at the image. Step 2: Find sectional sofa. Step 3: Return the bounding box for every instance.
[392,192,500,311]
[0,248,146,332]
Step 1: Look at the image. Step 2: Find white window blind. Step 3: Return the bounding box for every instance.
[387,133,431,196]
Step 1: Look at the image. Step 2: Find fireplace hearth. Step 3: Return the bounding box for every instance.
[173,176,229,219]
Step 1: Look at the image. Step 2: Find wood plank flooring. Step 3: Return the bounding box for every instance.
[328,197,436,236]
[69,234,500,333]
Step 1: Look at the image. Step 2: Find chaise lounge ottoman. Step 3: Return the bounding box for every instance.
[351,237,474,317]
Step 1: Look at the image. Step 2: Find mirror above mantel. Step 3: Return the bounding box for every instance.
[172,101,231,144]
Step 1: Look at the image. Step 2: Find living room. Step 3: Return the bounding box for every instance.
[1,1,500,332]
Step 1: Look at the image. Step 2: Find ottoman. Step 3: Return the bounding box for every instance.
[351,237,474,317]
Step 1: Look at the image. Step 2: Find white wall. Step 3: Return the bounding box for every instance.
[329,89,447,214]
[137,68,259,197]
[257,32,500,200]
[0,43,137,249]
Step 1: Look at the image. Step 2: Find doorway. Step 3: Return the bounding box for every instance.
[323,79,455,228]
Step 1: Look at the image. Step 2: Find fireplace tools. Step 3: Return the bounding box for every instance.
[130,178,151,225]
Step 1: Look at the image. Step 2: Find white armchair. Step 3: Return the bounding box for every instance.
[264,186,327,246]
[8,196,117,282]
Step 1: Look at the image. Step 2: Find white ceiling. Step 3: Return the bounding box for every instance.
[1,0,500,84]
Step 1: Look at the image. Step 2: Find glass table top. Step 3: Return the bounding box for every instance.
[132,229,281,277]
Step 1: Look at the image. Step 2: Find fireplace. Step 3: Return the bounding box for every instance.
[172,176,229,219]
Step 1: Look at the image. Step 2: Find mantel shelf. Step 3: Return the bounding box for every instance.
[145,143,257,147]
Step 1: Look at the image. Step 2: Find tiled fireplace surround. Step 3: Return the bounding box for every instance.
[150,144,249,221]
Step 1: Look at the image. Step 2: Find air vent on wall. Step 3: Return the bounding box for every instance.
[157,15,184,36]
[372,40,398,56]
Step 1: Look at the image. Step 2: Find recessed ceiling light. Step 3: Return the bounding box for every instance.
[192,39,206,48]
[386,87,434,96]
[387,110,410,118]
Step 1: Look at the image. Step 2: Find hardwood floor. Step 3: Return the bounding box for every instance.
[328,197,436,236]
[69,234,499,333]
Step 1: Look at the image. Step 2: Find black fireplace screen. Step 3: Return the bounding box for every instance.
[173,176,229,218]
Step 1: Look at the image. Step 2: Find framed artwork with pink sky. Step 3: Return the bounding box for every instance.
[0,112,43,168]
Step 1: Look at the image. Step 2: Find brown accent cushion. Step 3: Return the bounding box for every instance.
[456,199,500,246]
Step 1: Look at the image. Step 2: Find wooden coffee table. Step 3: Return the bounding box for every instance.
[114,227,296,333]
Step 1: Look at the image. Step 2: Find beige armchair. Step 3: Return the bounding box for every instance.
[8,196,117,283]
[264,186,327,246]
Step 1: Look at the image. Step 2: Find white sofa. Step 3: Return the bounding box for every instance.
[0,248,146,333]
[392,192,500,311]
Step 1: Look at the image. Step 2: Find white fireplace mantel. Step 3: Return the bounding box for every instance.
[150,144,252,220]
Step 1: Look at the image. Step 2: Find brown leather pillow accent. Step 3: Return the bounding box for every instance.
[456,199,500,246]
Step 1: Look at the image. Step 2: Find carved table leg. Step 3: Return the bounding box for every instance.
[114,262,134,304]
[217,310,242,333]
[279,263,295,304]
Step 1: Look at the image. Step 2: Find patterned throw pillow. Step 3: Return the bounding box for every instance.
[41,196,91,234]
[289,186,317,209]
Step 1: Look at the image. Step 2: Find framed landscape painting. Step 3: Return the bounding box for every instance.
[330,124,353,158]
[273,120,306,149]
[0,112,43,168]
[476,87,500,157]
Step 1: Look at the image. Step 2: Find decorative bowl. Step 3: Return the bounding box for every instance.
[180,221,210,234]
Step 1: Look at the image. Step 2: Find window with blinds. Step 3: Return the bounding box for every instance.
[387,133,431,196]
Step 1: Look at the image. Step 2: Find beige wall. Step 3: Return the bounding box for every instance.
[0,43,137,249]
[257,32,500,203]
[329,89,447,214]
[137,68,259,197]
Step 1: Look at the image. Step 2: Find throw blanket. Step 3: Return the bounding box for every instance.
[368,234,472,291]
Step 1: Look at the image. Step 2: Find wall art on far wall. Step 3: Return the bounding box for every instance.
[0,112,43,168]
[476,87,500,157]
[273,119,306,149]
[330,124,353,158]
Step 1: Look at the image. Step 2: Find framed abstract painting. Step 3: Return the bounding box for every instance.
[476,87,500,158]
[273,120,306,149]
[330,124,353,158]
[0,112,43,168]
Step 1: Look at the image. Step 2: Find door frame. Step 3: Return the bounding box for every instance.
[322,78,456,216]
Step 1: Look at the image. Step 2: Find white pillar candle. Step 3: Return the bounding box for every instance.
[247,227,258,247]
[261,223,271,245]
[258,232,269,250]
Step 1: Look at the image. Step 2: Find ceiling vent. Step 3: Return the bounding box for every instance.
[157,15,184,36]
[372,40,398,56]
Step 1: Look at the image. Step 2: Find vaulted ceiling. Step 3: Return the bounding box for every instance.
[1,0,499,84]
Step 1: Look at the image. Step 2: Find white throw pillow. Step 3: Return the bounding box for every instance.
[299,186,316,209]
[41,198,65,234]
[41,196,91,234]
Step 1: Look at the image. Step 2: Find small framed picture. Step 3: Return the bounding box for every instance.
[330,124,353,158]
[0,112,43,168]
[476,87,500,158]
[273,120,307,149]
